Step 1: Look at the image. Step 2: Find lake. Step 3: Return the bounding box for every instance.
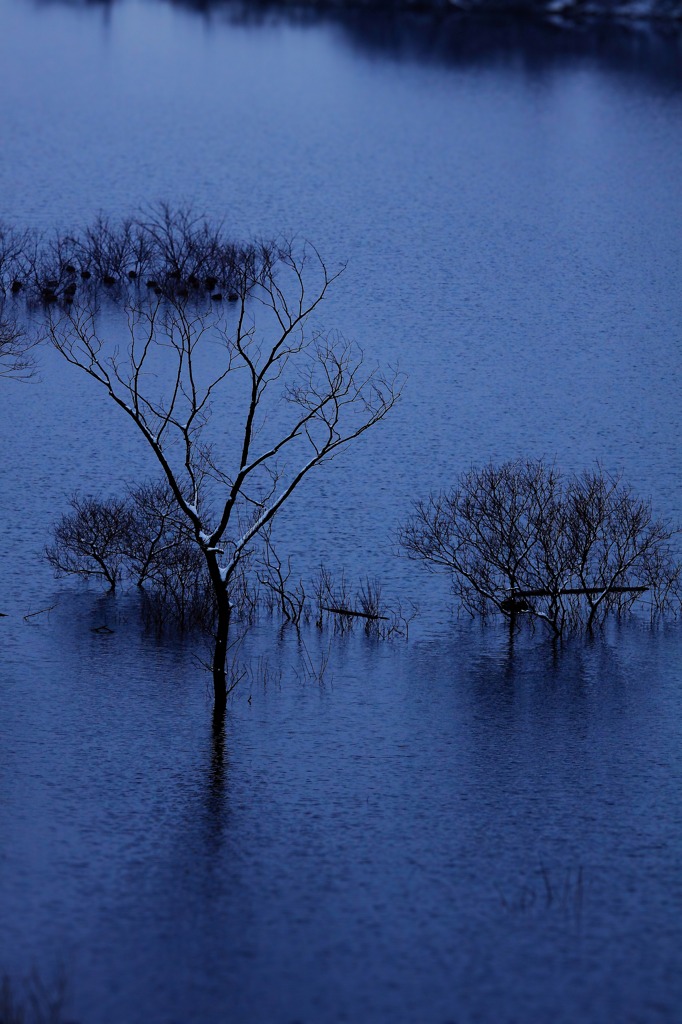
[1,2,681,1021]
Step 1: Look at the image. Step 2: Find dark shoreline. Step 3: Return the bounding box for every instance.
[32,0,682,24]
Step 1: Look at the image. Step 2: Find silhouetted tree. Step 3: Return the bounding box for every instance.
[46,241,402,711]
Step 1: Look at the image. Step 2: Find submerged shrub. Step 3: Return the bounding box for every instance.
[45,483,216,631]
[400,459,682,634]
[0,204,274,306]
[45,486,411,639]
[45,494,133,591]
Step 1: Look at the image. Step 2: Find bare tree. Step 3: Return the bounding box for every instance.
[400,459,681,635]
[0,310,36,380]
[46,242,402,711]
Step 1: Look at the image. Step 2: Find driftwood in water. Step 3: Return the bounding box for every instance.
[321,605,389,621]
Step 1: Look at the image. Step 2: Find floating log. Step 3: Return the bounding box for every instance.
[321,605,388,621]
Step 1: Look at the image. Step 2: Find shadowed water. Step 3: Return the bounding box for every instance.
[0,1,681,1021]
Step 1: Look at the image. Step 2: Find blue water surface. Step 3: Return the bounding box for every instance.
[0,3,681,1021]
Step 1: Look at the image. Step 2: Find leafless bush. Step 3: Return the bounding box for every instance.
[0,205,273,307]
[0,222,36,291]
[80,215,136,281]
[0,308,36,380]
[125,480,192,587]
[400,459,682,634]
[313,564,354,631]
[139,538,215,634]
[357,576,384,621]
[564,467,682,627]
[45,494,133,590]
[44,483,213,632]
[138,203,273,292]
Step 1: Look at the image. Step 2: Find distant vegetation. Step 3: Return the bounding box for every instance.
[165,0,682,24]
[39,0,682,23]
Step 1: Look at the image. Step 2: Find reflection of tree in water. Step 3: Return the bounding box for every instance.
[333,9,682,90]
[31,0,682,88]
[204,707,229,848]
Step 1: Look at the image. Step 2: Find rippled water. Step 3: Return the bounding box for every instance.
[1,3,681,1021]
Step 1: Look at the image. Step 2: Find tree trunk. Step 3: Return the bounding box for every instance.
[212,588,230,712]
[206,552,230,713]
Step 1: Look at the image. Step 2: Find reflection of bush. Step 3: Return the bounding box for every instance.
[401,459,682,635]
[0,966,70,1024]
